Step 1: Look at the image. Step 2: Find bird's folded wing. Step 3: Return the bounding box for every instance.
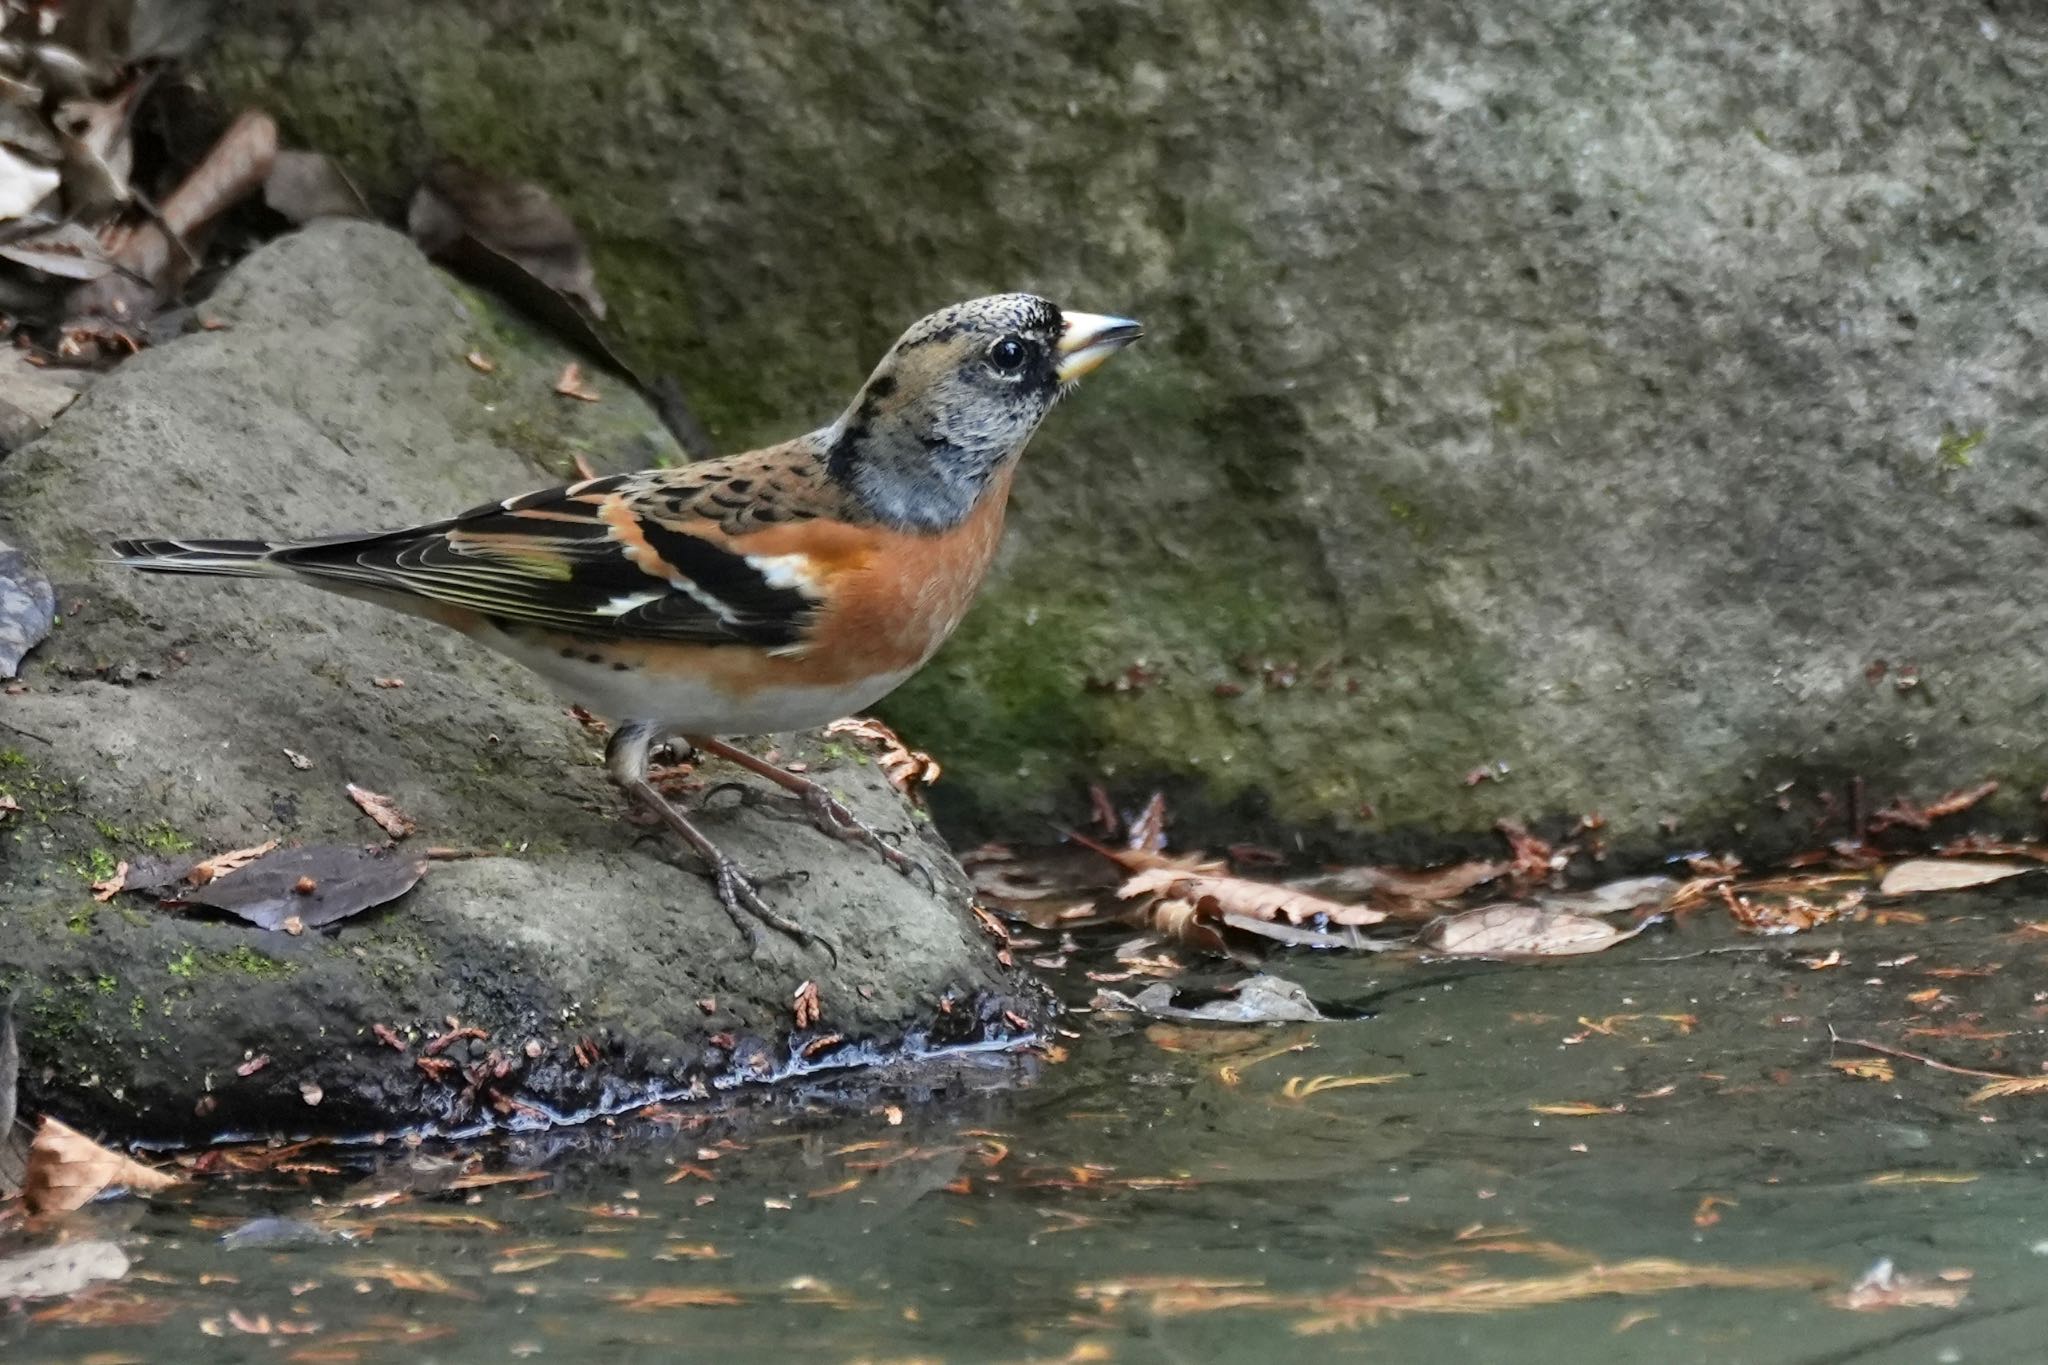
[270,475,822,646]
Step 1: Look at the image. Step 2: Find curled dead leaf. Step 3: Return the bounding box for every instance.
[554,362,600,402]
[25,1116,182,1214]
[822,716,941,793]
[346,783,415,839]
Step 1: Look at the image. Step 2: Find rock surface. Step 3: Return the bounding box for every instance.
[0,222,1035,1141]
[210,4,2048,856]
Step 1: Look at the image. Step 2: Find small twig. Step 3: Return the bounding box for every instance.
[0,717,50,745]
[1828,1027,2020,1082]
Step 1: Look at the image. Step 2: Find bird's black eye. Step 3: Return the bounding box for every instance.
[987,336,1029,374]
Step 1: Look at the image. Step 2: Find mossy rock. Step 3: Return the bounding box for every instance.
[0,223,1039,1140]
[206,3,2048,857]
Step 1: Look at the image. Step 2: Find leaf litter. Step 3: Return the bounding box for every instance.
[119,840,427,930]
[24,1115,182,1213]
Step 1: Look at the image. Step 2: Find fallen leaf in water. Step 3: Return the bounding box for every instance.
[1965,1076,2048,1103]
[1828,1058,1896,1082]
[613,1285,745,1309]
[25,1116,182,1213]
[1865,1172,1978,1186]
[1425,904,1642,957]
[1281,1073,1409,1099]
[822,716,941,793]
[282,748,314,770]
[338,1261,473,1297]
[1096,975,1324,1024]
[1288,859,1507,913]
[1829,1258,1969,1311]
[1878,859,2031,896]
[1692,1195,1735,1228]
[1535,876,1682,917]
[0,535,55,678]
[346,783,415,839]
[0,1239,128,1298]
[1528,1101,1625,1117]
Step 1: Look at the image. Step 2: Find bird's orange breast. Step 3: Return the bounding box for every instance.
[616,463,1017,696]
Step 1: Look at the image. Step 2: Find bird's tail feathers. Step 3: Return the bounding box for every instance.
[110,538,289,578]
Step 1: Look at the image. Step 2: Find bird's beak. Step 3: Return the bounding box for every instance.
[1055,311,1144,383]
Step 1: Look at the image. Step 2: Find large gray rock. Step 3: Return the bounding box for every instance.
[206,3,2048,857]
[0,222,1035,1141]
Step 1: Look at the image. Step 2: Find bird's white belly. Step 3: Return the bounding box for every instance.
[479,625,917,737]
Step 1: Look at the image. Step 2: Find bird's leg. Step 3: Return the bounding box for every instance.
[686,734,938,892]
[606,723,837,962]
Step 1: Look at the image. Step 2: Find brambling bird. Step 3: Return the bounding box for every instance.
[112,294,1142,958]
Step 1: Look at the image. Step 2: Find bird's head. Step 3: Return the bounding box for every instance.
[828,293,1142,530]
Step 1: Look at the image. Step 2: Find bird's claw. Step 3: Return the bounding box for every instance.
[706,853,838,965]
[799,788,940,893]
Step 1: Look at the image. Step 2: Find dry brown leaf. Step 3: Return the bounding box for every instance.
[1425,904,1641,957]
[613,1286,744,1310]
[90,859,128,901]
[822,716,941,793]
[554,362,600,402]
[1528,1101,1625,1117]
[346,783,415,839]
[1965,1076,2048,1103]
[25,1116,183,1214]
[338,1261,473,1297]
[186,839,280,887]
[1289,859,1507,908]
[792,980,821,1030]
[1120,865,1385,928]
[1829,1058,1896,1082]
[1878,859,2031,897]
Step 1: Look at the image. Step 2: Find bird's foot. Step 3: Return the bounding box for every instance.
[796,787,938,892]
[702,851,838,965]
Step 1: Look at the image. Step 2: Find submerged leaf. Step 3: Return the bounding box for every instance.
[1095,975,1325,1024]
[1877,859,2031,897]
[1425,904,1642,958]
[0,1239,128,1299]
[1120,864,1386,928]
[25,1116,182,1213]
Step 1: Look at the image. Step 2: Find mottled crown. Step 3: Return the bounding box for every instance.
[895,293,1063,349]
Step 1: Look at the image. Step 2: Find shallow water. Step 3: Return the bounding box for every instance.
[11,887,2048,1363]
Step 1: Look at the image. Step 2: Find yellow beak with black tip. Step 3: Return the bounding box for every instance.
[1055,311,1144,383]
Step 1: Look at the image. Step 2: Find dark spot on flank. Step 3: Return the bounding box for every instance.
[612,661,629,671]
[724,478,752,493]
[559,647,575,658]
[585,653,603,664]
